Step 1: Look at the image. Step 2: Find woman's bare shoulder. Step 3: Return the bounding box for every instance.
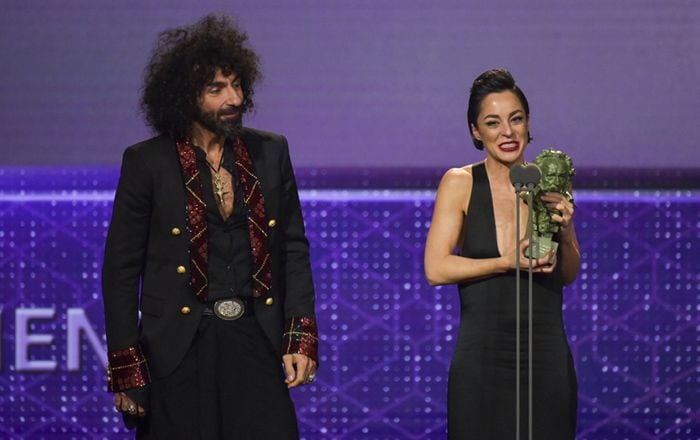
[439,164,477,189]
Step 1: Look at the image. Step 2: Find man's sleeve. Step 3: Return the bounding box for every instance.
[277,137,319,364]
[102,146,152,392]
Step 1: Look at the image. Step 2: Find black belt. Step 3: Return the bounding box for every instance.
[203,297,254,320]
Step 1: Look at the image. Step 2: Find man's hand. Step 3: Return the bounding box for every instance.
[282,353,317,388]
[114,392,146,417]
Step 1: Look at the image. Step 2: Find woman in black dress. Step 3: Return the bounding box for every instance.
[424,69,580,439]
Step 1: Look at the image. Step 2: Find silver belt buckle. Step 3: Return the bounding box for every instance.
[213,298,245,320]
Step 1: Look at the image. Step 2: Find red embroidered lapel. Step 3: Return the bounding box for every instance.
[233,136,272,297]
[176,139,209,302]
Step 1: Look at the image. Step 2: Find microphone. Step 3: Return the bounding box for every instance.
[509,163,541,192]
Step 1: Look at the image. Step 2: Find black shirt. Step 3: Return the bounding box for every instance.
[194,142,253,300]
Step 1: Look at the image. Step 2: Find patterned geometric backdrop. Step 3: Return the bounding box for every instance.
[0,169,698,439]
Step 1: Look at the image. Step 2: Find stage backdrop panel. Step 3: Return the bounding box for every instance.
[0,169,698,439]
[1,0,699,168]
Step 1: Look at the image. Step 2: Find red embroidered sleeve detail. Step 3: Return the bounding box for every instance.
[283,316,319,365]
[107,346,151,392]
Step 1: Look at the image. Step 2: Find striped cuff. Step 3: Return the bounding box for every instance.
[282,316,319,365]
[107,345,151,392]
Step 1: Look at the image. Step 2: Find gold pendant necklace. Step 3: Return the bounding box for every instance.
[207,154,229,205]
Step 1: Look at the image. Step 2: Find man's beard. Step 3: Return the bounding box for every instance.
[196,107,243,139]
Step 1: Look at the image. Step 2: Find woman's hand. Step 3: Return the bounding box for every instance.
[540,191,581,285]
[502,239,557,273]
[541,192,575,242]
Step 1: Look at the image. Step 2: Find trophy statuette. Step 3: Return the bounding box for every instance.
[525,149,575,261]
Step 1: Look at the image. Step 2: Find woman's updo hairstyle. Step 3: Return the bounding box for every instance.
[467,69,530,150]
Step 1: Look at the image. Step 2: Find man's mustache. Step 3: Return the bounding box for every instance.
[218,106,243,117]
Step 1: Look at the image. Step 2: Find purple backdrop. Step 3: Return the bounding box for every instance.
[0,169,698,439]
[0,0,699,168]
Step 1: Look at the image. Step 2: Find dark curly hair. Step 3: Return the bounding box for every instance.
[141,14,261,140]
[467,68,530,150]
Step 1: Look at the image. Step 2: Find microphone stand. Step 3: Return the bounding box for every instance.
[511,165,540,440]
[526,188,534,440]
[514,182,522,440]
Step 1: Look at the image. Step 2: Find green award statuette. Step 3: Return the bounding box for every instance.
[525,149,575,260]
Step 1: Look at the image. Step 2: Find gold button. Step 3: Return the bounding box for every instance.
[268,219,276,228]
[176,265,187,274]
[171,227,181,236]
[265,297,274,306]
[180,306,191,315]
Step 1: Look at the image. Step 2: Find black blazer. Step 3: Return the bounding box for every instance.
[102,128,316,380]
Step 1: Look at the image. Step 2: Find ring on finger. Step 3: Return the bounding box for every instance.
[127,404,137,415]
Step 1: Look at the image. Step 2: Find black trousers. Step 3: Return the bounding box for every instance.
[136,315,299,440]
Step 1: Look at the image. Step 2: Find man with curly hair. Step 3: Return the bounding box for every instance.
[101,14,318,439]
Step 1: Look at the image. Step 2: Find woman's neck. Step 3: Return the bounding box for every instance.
[484,156,524,186]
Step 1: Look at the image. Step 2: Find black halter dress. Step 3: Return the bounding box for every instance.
[447,162,577,439]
